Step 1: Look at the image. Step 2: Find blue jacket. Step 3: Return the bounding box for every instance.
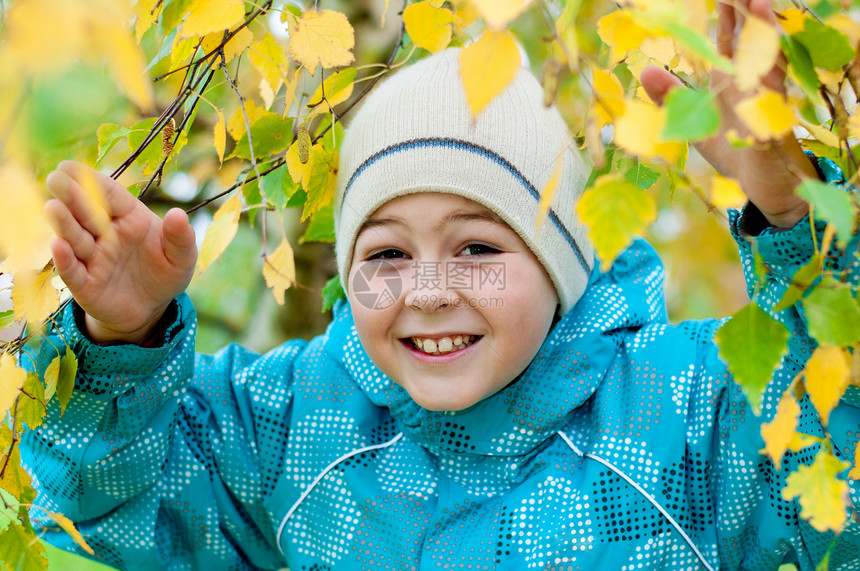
[20,208,860,570]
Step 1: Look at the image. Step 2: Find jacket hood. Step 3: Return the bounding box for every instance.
[324,239,668,457]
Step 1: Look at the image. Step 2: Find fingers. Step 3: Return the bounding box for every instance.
[43,199,97,261]
[640,66,683,106]
[46,161,137,236]
[50,238,89,294]
[162,208,197,270]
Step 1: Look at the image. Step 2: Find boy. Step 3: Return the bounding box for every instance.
[22,0,860,569]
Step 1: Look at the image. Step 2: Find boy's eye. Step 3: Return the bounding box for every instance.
[366,248,407,261]
[459,243,501,256]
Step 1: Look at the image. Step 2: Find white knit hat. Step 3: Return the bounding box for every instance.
[334,48,594,314]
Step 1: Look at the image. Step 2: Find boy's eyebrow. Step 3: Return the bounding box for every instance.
[358,210,506,235]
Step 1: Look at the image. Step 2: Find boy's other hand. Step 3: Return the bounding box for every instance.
[44,161,197,344]
[639,0,816,229]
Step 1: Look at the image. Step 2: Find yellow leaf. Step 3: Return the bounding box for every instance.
[782,449,850,533]
[614,99,666,159]
[804,345,851,426]
[197,194,242,273]
[734,16,780,92]
[0,0,88,75]
[288,10,355,72]
[301,146,338,221]
[227,99,266,140]
[451,0,480,33]
[801,118,841,147]
[403,2,454,53]
[134,0,163,41]
[179,0,244,39]
[307,68,357,118]
[536,154,563,230]
[597,10,651,63]
[286,140,313,187]
[263,237,296,305]
[224,27,254,64]
[779,8,807,35]
[249,34,290,93]
[283,67,303,115]
[759,390,800,469]
[76,167,113,236]
[46,511,95,555]
[12,269,59,326]
[0,164,54,273]
[95,3,155,111]
[214,110,226,166]
[639,36,693,75]
[171,36,199,69]
[0,425,34,501]
[591,68,625,128]
[710,174,746,209]
[459,30,521,117]
[576,174,657,270]
[0,353,27,419]
[469,0,531,29]
[736,90,796,141]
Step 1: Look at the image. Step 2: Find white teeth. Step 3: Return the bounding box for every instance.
[411,335,477,355]
[438,337,453,353]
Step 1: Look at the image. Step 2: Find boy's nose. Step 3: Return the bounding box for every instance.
[404,288,457,312]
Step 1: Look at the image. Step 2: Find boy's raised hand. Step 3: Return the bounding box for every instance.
[44,161,197,344]
[640,0,817,229]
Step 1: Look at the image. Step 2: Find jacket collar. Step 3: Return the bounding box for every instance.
[325,240,667,457]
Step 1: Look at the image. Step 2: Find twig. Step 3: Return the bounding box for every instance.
[221,58,268,254]
[138,68,217,198]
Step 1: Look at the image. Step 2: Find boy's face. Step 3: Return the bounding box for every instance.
[348,193,558,412]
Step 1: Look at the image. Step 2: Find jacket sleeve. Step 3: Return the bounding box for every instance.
[19,293,306,570]
[712,157,860,569]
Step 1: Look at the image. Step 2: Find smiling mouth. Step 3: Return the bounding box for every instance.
[407,335,480,356]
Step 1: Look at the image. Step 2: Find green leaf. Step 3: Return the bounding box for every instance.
[161,0,194,34]
[321,274,345,313]
[576,175,657,270]
[286,187,307,208]
[792,18,854,71]
[301,202,335,243]
[127,118,163,175]
[774,254,822,312]
[96,123,132,166]
[618,158,659,190]
[781,35,822,104]
[0,522,48,571]
[661,88,720,142]
[801,278,860,346]
[55,348,77,416]
[230,113,293,160]
[795,179,857,248]
[715,302,789,413]
[18,373,45,430]
[260,165,297,210]
[0,310,16,330]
